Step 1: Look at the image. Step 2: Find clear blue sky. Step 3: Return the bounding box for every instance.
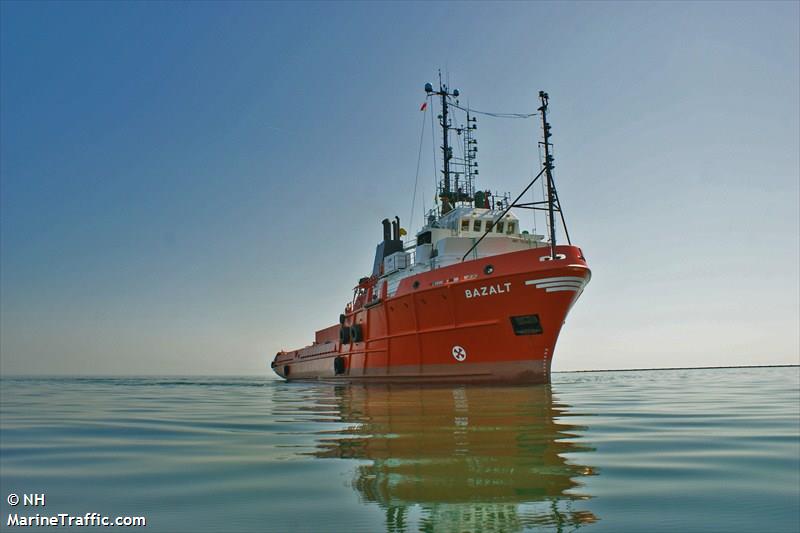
[1,1,798,375]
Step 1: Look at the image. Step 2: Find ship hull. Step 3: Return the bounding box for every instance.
[274,359,551,384]
[271,245,589,384]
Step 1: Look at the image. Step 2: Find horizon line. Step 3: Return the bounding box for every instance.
[553,363,800,373]
[0,363,798,379]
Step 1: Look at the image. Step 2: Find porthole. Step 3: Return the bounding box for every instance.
[413,280,420,289]
[484,264,494,275]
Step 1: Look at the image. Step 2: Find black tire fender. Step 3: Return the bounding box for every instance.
[350,323,363,343]
[333,356,346,375]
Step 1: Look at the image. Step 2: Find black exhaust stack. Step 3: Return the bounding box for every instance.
[381,218,391,242]
[373,217,405,278]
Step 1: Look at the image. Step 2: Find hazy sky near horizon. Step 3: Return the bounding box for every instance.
[1,1,798,375]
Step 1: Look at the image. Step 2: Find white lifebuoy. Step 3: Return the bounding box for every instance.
[452,345,467,362]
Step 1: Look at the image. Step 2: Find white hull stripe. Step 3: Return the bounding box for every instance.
[525,276,586,285]
[525,275,588,294]
[534,280,585,288]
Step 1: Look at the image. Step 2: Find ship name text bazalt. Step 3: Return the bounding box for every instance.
[465,282,512,299]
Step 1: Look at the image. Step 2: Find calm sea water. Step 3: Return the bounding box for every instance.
[1,367,798,532]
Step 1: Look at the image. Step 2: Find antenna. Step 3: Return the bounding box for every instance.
[538,91,557,259]
[425,76,460,214]
[463,111,478,199]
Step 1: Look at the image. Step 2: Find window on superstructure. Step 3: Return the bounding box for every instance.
[507,222,516,234]
[473,220,482,232]
[496,221,504,233]
[461,219,470,232]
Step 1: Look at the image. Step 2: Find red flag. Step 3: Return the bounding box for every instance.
[419,102,427,111]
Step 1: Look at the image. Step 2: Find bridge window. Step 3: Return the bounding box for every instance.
[496,221,504,233]
[507,222,516,234]
[461,219,470,231]
[473,220,482,232]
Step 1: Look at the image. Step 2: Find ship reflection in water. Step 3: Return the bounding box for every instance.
[309,384,598,532]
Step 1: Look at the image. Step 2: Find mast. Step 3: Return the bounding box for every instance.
[538,90,557,259]
[441,82,451,195]
[425,76,459,213]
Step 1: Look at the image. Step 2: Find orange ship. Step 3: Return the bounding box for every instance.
[271,83,590,383]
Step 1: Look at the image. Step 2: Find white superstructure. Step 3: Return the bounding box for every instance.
[377,206,548,298]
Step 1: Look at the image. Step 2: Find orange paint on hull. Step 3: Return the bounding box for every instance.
[271,245,589,383]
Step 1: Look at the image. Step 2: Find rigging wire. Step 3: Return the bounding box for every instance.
[421,125,427,222]
[534,141,544,235]
[449,101,537,119]
[409,105,428,238]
